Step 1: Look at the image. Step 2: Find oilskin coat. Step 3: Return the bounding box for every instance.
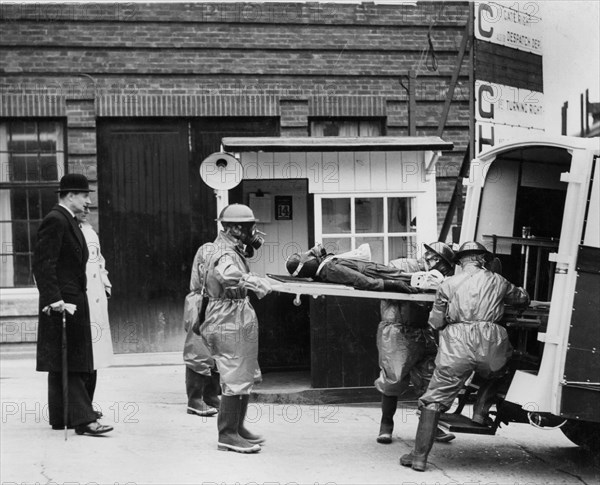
[419,264,530,410]
[33,205,93,373]
[375,259,437,396]
[183,244,216,376]
[199,231,263,396]
[80,222,114,369]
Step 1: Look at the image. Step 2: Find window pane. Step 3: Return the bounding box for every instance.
[10,188,28,220]
[25,154,41,182]
[337,121,359,137]
[38,121,61,152]
[39,154,59,181]
[322,198,350,233]
[29,221,40,250]
[27,190,40,220]
[356,236,384,264]
[14,254,33,286]
[389,236,418,261]
[0,254,15,287]
[12,221,30,252]
[9,153,31,181]
[359,120,382,136]
[8,121,38,152]
[355,198,382,233]
[322,237,351,255]
[41,188,57,216]
[388,197,416,233]
[0,222,13,253]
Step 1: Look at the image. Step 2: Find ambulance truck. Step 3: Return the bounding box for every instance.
[443,136,600,452]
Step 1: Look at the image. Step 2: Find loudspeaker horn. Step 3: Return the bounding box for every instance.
[199,152,243,190]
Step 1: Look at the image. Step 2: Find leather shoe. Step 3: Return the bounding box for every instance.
[75,421,113,436]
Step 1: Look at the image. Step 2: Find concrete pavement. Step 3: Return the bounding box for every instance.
[1,345,599,485]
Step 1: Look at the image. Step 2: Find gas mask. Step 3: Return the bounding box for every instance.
[231,223,265,258]
[424,251,453,277]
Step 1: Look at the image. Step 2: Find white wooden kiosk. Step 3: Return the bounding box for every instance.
[219,136,453,388]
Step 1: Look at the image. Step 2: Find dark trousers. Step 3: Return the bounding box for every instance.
[48,371,97,427]
[85,370,97,401]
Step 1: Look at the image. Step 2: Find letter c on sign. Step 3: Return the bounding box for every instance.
[478,84,495,119]
[478,3,494,38]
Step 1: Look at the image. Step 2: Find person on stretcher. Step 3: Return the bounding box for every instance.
[286,243,420,293]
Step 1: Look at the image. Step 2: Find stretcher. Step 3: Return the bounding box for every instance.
[266,274,436,306]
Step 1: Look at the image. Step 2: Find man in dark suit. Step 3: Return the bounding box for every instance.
[33,173,113,436]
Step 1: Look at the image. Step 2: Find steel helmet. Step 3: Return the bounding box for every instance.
[454,241,489,260]
[216,204,258,223]
[423,242,455,266]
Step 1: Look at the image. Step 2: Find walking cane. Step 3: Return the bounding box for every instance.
[61,310,68,441]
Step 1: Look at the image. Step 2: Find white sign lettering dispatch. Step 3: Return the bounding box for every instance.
[475,1,543,55]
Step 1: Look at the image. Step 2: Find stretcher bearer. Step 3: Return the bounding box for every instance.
[199,204,272,454]
[401,241,529,472]
[182,245,221,417]
[375,242,456,445]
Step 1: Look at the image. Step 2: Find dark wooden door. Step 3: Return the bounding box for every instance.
[97,120,192,352]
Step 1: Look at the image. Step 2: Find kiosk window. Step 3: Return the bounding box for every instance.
[318,194,417,263]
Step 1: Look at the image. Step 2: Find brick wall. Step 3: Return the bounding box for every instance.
[1,1,472,231]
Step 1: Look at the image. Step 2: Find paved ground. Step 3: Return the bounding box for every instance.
[1,347,599,485]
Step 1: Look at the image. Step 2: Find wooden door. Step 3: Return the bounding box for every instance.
[97,120,192,352]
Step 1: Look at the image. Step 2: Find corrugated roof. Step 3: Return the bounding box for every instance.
[222,136,454,152]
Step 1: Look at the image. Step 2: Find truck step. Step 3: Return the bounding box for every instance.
[438,413,497,435]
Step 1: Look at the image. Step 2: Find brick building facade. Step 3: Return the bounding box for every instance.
[0,2,543,379]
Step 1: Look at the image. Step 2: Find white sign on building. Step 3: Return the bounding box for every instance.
[475,81,545,153]
[475,1,543,55]
[475,121,545,154]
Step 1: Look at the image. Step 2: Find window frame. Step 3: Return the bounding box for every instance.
[314,192,420,263]
[0,118,67,288]
[309,117,386,137]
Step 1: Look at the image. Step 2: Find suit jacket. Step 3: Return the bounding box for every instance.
[33,204,93,372]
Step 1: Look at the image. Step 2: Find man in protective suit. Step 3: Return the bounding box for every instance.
[286,243,417,293]
[375,242,456,445]
[198,204,272,454]
[400,241,529,472]
[182,245,222,417]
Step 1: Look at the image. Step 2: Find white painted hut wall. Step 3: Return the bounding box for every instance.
[239,150,438,256]
[242,179,309,276]
[239,151,429,193]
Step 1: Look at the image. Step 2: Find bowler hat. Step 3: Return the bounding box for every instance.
[55,174,94,193]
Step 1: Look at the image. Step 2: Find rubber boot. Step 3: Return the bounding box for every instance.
[376,394,398,444]
[239,395,265,444]
[472,379,499,426]
[185,367,218,417]
[203,369,222,410]
[400,406,440,472]
[435,427,456,443]
[217,395,261,453]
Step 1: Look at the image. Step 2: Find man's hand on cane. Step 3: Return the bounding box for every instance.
[42,301,77,315]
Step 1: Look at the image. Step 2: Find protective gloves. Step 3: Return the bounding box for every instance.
[241,274,273,299]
